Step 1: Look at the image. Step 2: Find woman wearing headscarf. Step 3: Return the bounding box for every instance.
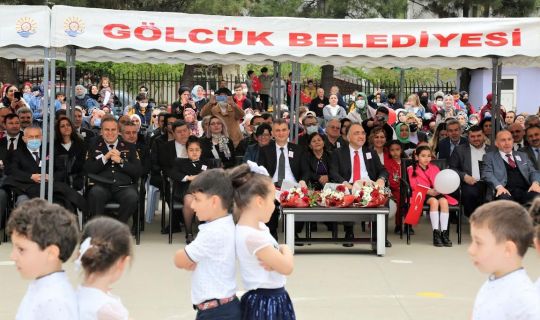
[347,92,376,123]
[395,122,416,156]
[200,115,236,168]
[191,84,208,111]
[171,86,196,119]
[183,108,202,137]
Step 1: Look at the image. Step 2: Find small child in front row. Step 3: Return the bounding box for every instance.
[76,216,133,320]
[230,164,296,320]
[174,168,240,320]
[407,145,457,247]
[528,198,540,295]
[469,200,540,319]
[8,198,79,320]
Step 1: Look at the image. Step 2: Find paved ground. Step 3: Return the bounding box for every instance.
[1,217,539,320]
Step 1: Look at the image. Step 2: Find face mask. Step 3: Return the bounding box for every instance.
[306,125,318,135]
[139,102,148,108]
[355,100,366,108]
[461,98,469,104]
[242,88,248,94]
[216,95,227,102]
[408,123,418,132]
[94,118,101,128]
[27,139,41,151]
[420,96,428,103]
[436,101,444,108]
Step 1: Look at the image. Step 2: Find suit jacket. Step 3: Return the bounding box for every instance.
[448,143,495,181]
[301,150,331,190]
[200,136,236,169]
[481,150,540,189]
[167,158,217,199]
[84,137,142,189]
[520,146,540,170]
[54,138,87,189]
[0,132,25,166]
[329,145,388,184]
[436,136,468,160]
[258,141,303,182]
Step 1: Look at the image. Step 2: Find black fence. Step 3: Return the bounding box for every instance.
[15,66,456,108]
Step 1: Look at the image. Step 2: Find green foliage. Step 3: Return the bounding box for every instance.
[56,61,184,76]
[340,67,456,84]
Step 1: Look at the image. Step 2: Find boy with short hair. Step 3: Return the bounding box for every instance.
[8,198,79,320]
[469,200,540,320]
[174,168,240,319]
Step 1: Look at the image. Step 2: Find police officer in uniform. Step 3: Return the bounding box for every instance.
[84,116,142,224]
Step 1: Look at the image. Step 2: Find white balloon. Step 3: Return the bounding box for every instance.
[434,169,460,194]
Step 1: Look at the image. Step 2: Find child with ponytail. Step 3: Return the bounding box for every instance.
[230,163,296,320]
[76,216,133,320]
[408,145,457,247]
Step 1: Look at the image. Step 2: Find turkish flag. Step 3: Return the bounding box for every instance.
[404,184,429,226]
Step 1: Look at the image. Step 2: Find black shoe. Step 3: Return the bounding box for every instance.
[185,233,194,244]
[441,230,453,247]
[295,234,304,247]
[394,225,402,234]
[433,230,443,247]
[161,225,181,234]
[385,239,392,248]
[404,225,415,235]
[343,232,354,247]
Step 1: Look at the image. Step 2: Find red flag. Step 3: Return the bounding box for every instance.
[404,184,429,226]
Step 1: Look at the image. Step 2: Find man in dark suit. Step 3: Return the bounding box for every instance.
[0,114,25,155]
[448,125,494,217]
[481,130,540,205]
[258,118,305,240]
[84,116,142,225]
[329,123,389,247]
[437,119,467,160]
[73,106,96,144]
[520,125,540,170]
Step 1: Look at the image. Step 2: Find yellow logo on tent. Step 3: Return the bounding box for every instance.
[64,17,85,37]
[16,17,37,38]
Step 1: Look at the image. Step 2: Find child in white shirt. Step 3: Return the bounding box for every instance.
[174,168,240,320]
[76,216,132,320]
[7,198,79,320]
[529,198,540,295]
[469,200,540,320]
[230,163,296,320]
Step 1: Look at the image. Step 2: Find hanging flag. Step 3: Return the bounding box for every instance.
[404,184,430,226]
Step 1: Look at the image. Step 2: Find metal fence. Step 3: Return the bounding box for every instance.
[15,66,456,107]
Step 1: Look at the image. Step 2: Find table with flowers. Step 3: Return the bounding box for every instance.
[280,183,390,256]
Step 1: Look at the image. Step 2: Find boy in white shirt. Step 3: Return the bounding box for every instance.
[174,168,240,320]
[469,200,540,320]
[8,198,79,320]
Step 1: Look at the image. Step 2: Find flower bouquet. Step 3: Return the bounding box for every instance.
[279,186,310,208]
[318,185,356,208]
[351,180,390,208]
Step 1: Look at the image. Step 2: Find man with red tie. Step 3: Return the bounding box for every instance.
[329,123,388,247]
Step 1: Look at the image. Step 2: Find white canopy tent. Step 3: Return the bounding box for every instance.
[2,4,540,202]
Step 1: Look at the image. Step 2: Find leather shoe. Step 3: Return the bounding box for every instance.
[342,232,354,247]
[161,225,181,234]
[394,225,401,234]
[385,239,392,248]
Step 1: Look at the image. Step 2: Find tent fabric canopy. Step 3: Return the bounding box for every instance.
[1,5,540,68]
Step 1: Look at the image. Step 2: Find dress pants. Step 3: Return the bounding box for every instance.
[496,188,540,206]
[461,183,483,217]
[88,184,138,223]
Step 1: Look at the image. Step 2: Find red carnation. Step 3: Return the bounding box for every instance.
[301,187,308,194]
[336,185,346,193]
[302,196,309,203]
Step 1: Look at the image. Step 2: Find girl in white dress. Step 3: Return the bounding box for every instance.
[76,217,133,320]
[529,199,540,294]
[230,163,296,320]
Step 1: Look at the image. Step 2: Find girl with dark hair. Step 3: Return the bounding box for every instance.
[407,145,457,247]
[384,140,405,233]
[76,216,133,319]
[230,164,296,320]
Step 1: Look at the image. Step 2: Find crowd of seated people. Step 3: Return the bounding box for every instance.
[1,75,540,249]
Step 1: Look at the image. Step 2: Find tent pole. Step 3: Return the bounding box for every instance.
[290,62,301,143]
[273,61,282,119]
[40,48,50,199]
[399,68,405,104]
[66,46,76,120]
[491,56,501,143]
[47,48,56,202]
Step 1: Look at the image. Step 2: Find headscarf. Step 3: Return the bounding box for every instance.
[183,108,200,137]
[395,123,410,144]
[75,85,87,99]
[191,85,204,103]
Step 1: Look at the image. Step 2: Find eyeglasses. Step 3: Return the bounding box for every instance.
[327,126,340,130]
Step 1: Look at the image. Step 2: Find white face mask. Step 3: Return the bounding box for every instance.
[242,88,248,94]
[356,100,366,108]
[306,125,318,135]
[436,101,444,108]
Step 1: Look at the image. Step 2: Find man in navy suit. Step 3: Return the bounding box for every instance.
[329,123,388,247]
[481,130,540,205]
[437,119,467,160]
[258,119,304,240]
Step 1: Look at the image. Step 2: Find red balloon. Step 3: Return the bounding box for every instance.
[387,107,396,125]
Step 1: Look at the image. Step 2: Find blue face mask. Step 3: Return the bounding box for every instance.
[306,125,318,135]
[94,118,101,127]
[27,139,41,151]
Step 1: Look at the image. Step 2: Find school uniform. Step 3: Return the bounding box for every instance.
[236,223,296,320]
[16,271,77,320]
[165,158,215,202]
[472,269,540,320]
[185,215,240,320]
[77,286,129,320]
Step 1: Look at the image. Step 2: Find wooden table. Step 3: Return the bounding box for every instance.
[283,207,389,256]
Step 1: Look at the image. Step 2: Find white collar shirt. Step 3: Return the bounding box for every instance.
[272,143,297,184]
[348,145,369,183]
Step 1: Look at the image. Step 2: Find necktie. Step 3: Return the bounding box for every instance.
[535,148,540,162]
[8,137,15,151]
[518,143,522,149]
[506,153,516,169]
[278,147,285,185]
[32,152,40,166]
[109,144,115,150]
[353,151,361,182]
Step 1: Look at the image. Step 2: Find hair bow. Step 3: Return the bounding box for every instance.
[247,160,269,176]
[74,237,93,272]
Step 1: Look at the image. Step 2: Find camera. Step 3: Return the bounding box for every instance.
[216,95,227,102]
[14,91,22,101]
